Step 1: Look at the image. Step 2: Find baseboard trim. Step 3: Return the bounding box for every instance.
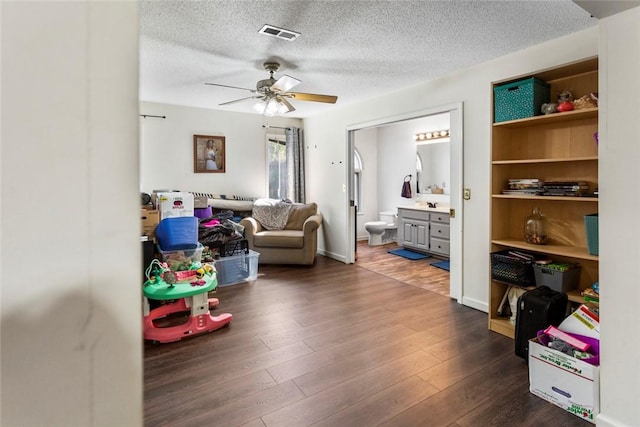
[317,249,347,264]
[596,413,634,427]
[461,296,488,313]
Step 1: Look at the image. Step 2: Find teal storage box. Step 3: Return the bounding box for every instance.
[494,77,550,123]
[584,213,599,256]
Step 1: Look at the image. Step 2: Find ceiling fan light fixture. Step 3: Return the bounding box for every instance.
[253,97,290,116]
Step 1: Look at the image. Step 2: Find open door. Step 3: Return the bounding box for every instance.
[346,102,463,303]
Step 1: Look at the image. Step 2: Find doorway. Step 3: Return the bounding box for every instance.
[346,103,463,302]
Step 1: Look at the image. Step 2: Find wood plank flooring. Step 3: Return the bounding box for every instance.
[144,252,590,427]
[355,241,450,297]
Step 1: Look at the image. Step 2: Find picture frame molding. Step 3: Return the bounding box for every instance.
[193,134,226,173]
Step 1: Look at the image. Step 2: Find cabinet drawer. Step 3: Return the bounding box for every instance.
[398,208,430,222]
[430,213,450,224]
[430,223,450,239]
[430,237,450,256]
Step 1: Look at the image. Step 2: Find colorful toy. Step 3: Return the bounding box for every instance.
[142,260,232,343]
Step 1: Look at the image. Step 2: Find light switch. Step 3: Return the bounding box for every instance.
[463,187,471,200]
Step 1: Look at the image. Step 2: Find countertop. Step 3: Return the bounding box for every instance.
[398,205,450,214]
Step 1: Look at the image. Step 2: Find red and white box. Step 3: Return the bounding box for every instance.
[156,192,194,220]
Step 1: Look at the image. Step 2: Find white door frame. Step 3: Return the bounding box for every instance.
[346,102,464,303]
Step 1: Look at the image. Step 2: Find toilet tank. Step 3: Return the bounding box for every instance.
[380,211,397,226]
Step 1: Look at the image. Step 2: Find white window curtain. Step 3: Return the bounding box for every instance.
[285,127,305,203]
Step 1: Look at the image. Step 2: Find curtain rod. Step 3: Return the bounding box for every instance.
[140,114,166,119]
[262,125,290,130]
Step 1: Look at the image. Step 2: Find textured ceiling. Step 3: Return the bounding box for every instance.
[139,0,596,118]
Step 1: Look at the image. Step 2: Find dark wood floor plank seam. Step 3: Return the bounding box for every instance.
[262,349,441,427]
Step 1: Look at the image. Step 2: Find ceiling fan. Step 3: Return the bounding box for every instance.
[205,62,338,116]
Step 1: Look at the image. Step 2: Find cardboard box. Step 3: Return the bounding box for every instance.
[141,209,160,239]
[156,192,194,220]
[529,338,599,423]
[193,194,208,209]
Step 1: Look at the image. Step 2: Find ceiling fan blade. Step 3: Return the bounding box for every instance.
[278,97,296,113]
[271,74,301,93]
[288,92,338,104]
[219,95,261,106]
[205,82,258,94]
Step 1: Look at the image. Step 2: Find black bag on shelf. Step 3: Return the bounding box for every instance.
[514,286,568,361]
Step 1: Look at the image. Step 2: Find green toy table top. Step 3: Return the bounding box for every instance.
[143,272,217,300]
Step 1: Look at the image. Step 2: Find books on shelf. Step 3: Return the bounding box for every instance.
[502,179,594,197]
[543,181,590,197]
[503,178,544,195]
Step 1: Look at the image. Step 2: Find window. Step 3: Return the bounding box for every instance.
[353,149,363,212]
[267,135,287,199]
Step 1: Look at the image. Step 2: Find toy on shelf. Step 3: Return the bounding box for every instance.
[142,259,232,343]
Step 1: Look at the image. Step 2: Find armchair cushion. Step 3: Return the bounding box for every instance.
[254,230,304,248]
[284,202,317,230]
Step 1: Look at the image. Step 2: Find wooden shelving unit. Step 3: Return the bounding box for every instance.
[489,57,599,338]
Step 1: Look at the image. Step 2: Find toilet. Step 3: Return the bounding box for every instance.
[364,211,398,246]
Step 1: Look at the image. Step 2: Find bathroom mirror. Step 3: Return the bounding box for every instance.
[416,139,450,194]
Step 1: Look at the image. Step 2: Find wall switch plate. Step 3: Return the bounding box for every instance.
[463,188,471,200]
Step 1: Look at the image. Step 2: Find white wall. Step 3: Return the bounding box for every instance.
[377,123,418,212]
[354,128,379,240]
[140,102,302,197]
[305,27,598,306]
[597,7,640,427]
[1,2,141,425]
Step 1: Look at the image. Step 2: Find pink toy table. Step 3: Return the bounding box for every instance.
[143,272,232,343]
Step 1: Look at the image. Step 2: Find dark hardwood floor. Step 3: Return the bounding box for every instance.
[144,250,589,426]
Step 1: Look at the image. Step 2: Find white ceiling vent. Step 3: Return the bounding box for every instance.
[258,24,300,41]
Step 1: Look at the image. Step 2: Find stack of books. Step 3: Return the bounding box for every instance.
[543,181,590,196]
[502,178,544,195]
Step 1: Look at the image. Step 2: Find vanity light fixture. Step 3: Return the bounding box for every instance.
[415,129,450,141]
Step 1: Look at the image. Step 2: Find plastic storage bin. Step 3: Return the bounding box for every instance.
[533,264,581,293]
[158,243,205,270]
[215,250,259,286]
[219,239,249,257]
[155,216,198,250]
[491,250,537,286]
[584,213,599,256]
[494,77,550,123]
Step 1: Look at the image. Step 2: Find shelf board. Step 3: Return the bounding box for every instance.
[493,108,598,128]
[567,290,588,304]
[492,194,599,202]
[493,156,598,165]
[489,318,515,339]
[491,239,599,261]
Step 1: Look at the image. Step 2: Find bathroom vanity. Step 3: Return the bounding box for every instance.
[397,206,450,258]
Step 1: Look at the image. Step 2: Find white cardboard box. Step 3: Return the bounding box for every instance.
[156,192,194,220]
[529,338,599,423]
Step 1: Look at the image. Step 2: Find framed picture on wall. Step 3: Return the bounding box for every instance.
[194,135,225,173]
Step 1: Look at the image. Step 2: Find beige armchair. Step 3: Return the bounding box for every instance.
[239,202,323,265]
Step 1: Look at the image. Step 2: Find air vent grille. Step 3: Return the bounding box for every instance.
[258,24,300,41]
